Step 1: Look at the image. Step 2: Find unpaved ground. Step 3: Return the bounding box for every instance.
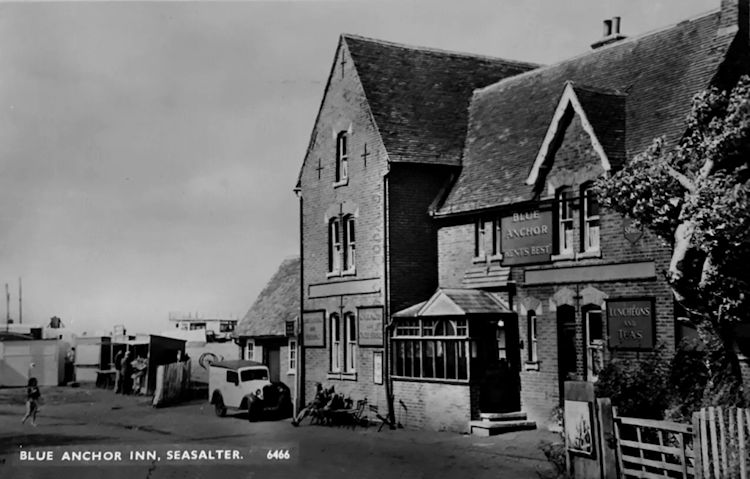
[0,384,557,479]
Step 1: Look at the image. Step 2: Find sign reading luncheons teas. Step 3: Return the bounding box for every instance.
[501,209,553,265]
[606,298,655,350]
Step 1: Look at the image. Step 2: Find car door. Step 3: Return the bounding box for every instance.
[224,370,242,407]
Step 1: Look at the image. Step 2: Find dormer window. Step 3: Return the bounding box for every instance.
[335,131,349,184]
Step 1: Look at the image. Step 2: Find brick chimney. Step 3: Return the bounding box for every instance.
[591,16,627,49]
[720,0,749,40]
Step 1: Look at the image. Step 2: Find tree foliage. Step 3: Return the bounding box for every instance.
[595,76,750,403]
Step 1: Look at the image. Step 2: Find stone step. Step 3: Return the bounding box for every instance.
[479,411,527,422]
[469,419,537,437]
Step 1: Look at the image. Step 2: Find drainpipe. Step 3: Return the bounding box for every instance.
[296,188,305,417]
[383,170,395,428]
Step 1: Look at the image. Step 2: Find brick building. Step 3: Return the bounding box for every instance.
[297,0,750,433]
[294,34,537,425]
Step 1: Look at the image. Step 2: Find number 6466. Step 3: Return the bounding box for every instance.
[266,449,290,460]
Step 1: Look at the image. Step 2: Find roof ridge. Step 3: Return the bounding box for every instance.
[570,82,628,96]
[475,7,722,96]
[341,33,541,69]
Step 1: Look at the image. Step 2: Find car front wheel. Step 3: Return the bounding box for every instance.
[214,395,227,417]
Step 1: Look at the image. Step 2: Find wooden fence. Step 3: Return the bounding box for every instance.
[693,406,750,479]
[611,407,750,479]
[152,360,191,407]
[613,408,695,478]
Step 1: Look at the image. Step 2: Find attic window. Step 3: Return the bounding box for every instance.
[335,131,349,184]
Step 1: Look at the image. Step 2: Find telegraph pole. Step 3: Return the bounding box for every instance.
[18,277,22,325]
[5,283,9,331]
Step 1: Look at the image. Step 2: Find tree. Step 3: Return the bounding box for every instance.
[596,76,750,405]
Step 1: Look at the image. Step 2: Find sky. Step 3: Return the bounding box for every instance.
[0,0,719,335]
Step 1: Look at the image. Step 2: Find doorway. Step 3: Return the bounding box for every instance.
[475,315,521,413]
[557,305,577,404]
[266,346,280,383]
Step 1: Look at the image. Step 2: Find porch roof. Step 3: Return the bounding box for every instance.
[392,288,513,318]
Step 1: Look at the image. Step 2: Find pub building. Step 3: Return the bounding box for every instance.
[296,0,750,433]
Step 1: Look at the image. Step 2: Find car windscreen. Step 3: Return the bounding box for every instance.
[240,369,269,381]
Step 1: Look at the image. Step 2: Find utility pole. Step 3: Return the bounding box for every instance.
[5,283,9,331]
[18,277,22,325]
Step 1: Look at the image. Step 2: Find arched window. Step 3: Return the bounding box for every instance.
[343,215,356,273]
[328,217,341,274]
[556,186,574,255]
[330,313,341,372]
[344,312,356,372]
[335,131,348,183]
[581,182,600,253]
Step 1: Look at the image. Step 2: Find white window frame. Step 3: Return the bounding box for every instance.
[556,187,574,257]
[288,339,297,374]
[245,340,255,361]
[343,216,356,274]
[527,311,538,363]
[474,218,486,261]
[582,184,600,253]
[345,312,356,373]
[330,314,341,372]
[335,131,348,184]
[328,218,341,275]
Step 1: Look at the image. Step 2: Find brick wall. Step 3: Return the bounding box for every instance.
[435,112,676,429]
[393,380,472,433]
[388,163,454,313]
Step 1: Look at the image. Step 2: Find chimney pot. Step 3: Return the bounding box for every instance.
[612,16,621,35]
[603,19,613,37]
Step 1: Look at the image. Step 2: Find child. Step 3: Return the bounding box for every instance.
[21,377,41,427]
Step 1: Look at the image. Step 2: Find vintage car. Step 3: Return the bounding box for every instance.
[208,359,292,421]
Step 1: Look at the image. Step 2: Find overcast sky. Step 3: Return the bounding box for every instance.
[0,0,718,335]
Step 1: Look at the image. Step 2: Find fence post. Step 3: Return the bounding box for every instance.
[693,411,704,479]
[596,398,617,479]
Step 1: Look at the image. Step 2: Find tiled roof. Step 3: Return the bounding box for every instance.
[392,288,512,317]
[572,84,628,168]
[438,9,735,215]
[235,257,300,338]
[343,34,539,166]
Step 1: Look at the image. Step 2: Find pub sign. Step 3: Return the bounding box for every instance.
[501,209,553,265]
[302,311,325,347]
[358,306,383,347]
[606,297,655,350]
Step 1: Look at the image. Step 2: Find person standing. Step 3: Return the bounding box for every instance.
[121,350,133,395]
[113,350,124,394]
[21,377,41,426]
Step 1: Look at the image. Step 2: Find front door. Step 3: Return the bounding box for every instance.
[475,315,521,413]
[557,305,577,404]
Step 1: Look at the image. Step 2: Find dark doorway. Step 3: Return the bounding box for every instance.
[474,315,521,413]
[557,305,577,403]
[266,346,281,383]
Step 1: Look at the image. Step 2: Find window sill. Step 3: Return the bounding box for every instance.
[391,375,469,385]
[524,361,540,372]
[333,179,349,188]
[341,269,356,277]
[326,372,342,380]
[326,271,341,279]
[341,372,357,381]
[472,255,487,264]
[575,249,601,260]
[551,252,575,262]
[287,370,296,376]
[487,254,504,262]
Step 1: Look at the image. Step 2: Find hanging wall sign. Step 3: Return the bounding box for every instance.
[501,209,554,265]
[623,217,644,244]
[358,306,384,347]
[302,311,325,347]
[606,297,655,350]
